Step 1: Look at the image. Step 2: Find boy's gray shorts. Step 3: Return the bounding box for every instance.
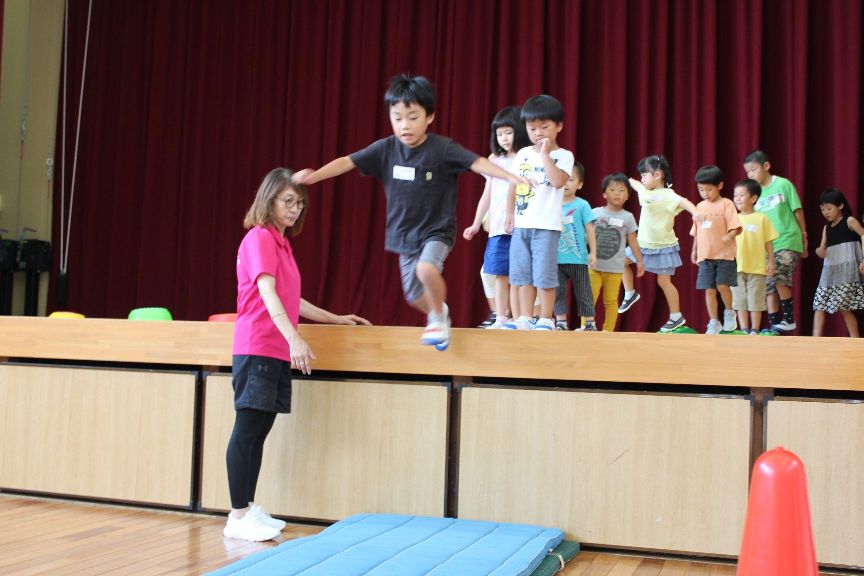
[508,228,560,289]
[398,240,450,304]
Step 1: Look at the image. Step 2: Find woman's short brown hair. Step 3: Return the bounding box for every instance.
[243,168,309,236]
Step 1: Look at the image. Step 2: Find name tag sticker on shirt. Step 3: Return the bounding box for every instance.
[562,215,574,225]
[767,194,785,208]
[701,220,713,229]
[745,223,759,233]
[609,217,625,227]
[393,165,416,181]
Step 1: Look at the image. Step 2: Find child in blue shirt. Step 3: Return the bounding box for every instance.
[554,162,598,330]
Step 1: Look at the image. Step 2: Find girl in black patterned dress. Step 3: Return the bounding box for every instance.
[813,188,864,337]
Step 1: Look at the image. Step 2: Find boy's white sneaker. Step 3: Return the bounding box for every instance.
[705,319,723,335]
[722,309,737,332]
[487,317,511,329]
[533,318,555,330]
[503,316,533,330]
[249,504,286,531]
[223,512,281,541]
[421,304,451,348]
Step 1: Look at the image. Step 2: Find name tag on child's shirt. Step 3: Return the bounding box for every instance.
[393,165,415,181]
[767,193,785,208]
[609,217,624,227]
[701,220,713,229]
[745,224,759,233]
[562,215,574,225]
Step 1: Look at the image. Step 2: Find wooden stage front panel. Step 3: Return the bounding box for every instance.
[767,398,864,568]
[200,374,449,520]
[0,364,196,506]
[458,386,751,556]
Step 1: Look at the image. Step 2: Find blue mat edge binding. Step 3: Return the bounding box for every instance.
[206,514,570,576]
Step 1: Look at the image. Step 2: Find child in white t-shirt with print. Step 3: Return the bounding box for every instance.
[503,95,574,331]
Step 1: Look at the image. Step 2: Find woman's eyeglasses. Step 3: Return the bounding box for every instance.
[275,196,305,210]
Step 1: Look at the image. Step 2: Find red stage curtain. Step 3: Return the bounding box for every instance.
[54,0,863,336]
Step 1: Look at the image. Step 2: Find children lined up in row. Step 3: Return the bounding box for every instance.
[297,75,864,346]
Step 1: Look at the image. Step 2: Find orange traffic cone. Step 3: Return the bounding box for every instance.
[737,446,818,576]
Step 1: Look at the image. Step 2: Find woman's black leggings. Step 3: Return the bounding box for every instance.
[226,408,277,509]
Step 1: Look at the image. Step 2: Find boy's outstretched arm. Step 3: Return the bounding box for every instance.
[471,156,529,187]
[294,156,356,186]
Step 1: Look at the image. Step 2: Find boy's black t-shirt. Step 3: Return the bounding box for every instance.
[350,133,479,254]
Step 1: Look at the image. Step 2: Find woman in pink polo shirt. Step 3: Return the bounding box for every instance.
[225,167,370,542]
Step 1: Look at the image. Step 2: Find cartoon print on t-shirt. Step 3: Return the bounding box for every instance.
[515,160,535,215]
[594,218,622,261]
[559,207,581,258]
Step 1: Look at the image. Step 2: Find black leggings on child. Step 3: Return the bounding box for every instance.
[226,408,277,509]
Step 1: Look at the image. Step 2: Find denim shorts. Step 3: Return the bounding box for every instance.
[483,234,512,276]
[509,228,560,289]
[232,355,292,413]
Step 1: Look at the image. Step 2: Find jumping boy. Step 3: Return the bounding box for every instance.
[690,165,742,334]
[503,94,574,331]
[294,75,527,350]
[743,150,807,334]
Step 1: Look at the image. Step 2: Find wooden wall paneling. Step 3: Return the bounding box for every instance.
[458,386,752,556]
[766,398,864,568]
[0,364,196,506]
[200,374,449,520]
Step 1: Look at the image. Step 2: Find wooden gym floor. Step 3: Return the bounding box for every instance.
[0,494,849,575]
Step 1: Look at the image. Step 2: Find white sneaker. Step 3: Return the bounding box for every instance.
[249,504,286,531]
[722,309,737,332]
[421,304,451,350]
[503,316,533,330]
[705,319,722,335]
[771,320,797,334]
[223,512,281,541]
[487,317,511,329]
[534,318,555,330]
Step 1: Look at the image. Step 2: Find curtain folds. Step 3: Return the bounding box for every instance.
[54,0,863,335]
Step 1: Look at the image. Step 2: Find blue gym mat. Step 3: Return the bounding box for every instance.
[207,513,565,576]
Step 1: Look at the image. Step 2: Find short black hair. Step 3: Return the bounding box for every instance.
[490,106,531,156]
[695,165,724,185]
[571,160,585,182]
[820,188,851,217]
[601,173,633,196]
[735,178,761,200]
[520,94,564,123]
[744,150,770,164]
[636,154,673,187]
[385,75,436,115]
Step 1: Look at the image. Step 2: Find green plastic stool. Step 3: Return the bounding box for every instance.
[658,325,698,334]
[128,307,173,321]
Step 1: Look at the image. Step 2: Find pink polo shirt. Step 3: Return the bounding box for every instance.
[232,225,301,362]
